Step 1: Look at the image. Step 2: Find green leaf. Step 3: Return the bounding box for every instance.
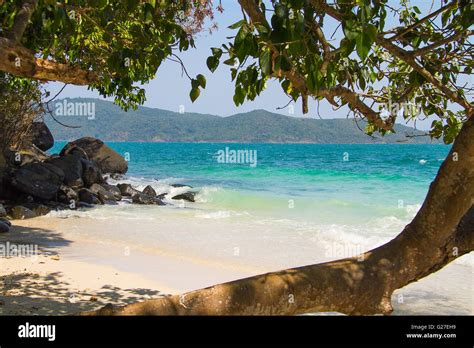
[356,25,377,60]
[206,56,219,73]
[190,87,200,102]
[228,19,245,30]
[259,50,272,76]
[196,74,206,88]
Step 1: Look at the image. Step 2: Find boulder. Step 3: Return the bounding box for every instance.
[57,185,79,206]
[90,183,117,204]
[117,183,140,197]
[10,162,64,200]
[29,122,54,151]
[78,188,101,205]
[132,192,155,205]
[0,220,9,233]
[102,184,122,201]
[142,185,157,197]
[21,203,52,217]
[0,218,11,226]
[0,203,6,217]
[81,158,104,187]
[9,206,36,220]
[46,153,84,189]
[61,137,128,174]
[171,192,196,202]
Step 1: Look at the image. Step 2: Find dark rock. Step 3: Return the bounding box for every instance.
[29,122,54,151]
[9,206,36,220]
[156,193,167,200]
[46,153,84,189]
[0,168,18,200]
[81,158,104,187]
[0,221,9,233]
[57,185,79,207]
[61,137,128,174]
[10,162,64,200]
[132,192,155,205]
[142,185,156,197]
[0,203,6,217]
[171,192,196,202]
[90,183,117,204]
[0,218,11,226]
[171,184,192,188]
[117,183,140,197]
[78,188,102,205]
[102,184,122,201]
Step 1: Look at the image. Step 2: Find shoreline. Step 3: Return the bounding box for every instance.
[0,216,472,315]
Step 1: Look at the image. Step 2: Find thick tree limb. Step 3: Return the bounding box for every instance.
[7,0,38,42]
[0,37,98,85]
[85,113,474,316]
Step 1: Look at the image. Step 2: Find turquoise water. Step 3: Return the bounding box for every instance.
[47,143,472,314]
[51,142,450,225]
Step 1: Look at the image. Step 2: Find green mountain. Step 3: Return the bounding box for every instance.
[46,98,437,144]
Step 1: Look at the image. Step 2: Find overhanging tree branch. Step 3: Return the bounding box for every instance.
[0,37,98,85]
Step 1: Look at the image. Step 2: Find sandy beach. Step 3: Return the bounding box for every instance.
[0,213,472,316]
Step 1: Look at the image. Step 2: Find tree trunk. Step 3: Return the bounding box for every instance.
[85,116,474,316]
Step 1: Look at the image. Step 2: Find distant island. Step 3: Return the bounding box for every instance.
[46,98,438,144]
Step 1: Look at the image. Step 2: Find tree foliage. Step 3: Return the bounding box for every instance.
[206,0,473,143]
[0,0,214,109]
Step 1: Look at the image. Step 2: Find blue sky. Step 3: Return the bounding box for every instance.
[45,1,459,130]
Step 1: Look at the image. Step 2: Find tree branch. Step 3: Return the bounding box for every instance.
[239,0,393,130]
[412,30,472,57]
[0,37,98,85]
[6,0,38,43]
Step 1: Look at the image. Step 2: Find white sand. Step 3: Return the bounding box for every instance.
[0,215,472,315]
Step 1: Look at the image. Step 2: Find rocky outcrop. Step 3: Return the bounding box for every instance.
[89,183,118,204]
[142,185,157,197]
[102,184,122,201]
[57,185,79,206]
[9,162,65,200]
[78,188,101,205]
[60,137,128,174]
[24,203,51,217]
[29,122,54,151]
[172,192,196,202]
[81,158,104,187]
[132,192,155,205]
[117,183,140,197]
[46,154,84,189]
[9,206,36,220]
